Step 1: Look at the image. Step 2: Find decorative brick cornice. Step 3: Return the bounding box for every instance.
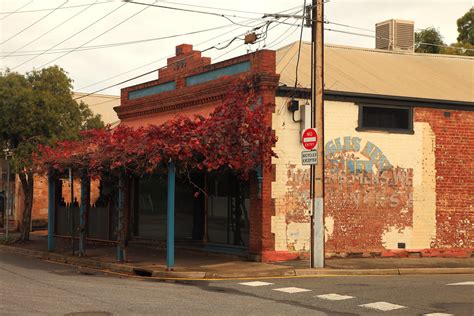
[116,46,280,121]
[116,94,225,119]
[116,73,280,120]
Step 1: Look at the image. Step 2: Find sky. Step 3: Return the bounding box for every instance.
[0,0,472,105]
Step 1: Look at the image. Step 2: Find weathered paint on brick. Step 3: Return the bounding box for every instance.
[415,108,473,249]
[270,97,470,258]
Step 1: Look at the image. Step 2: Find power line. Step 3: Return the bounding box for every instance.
[123,0,260,21]
[263,7,304,49]
[0,0,68,46]
[75,17,267,92]
[325,20,374,33]
[1,1,98,60]
[269,18,474,53]
[0,6,303,58]
[75,21,256,91]
[74,20,269,100]
[294,0,306,89]
[0,0,33,21]
[266,21,300,49]
[163,1,305,17]
[0,0,114,14]
[11,1,128,70]
[1,23,240,58]
[163,1,266,16]
[38,1,153,68]
[74,4,304,95]
[324,27,474,52]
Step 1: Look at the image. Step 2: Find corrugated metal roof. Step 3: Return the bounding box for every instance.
[276,42,474,103]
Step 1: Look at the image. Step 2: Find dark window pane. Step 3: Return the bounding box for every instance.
[362,106,410,130]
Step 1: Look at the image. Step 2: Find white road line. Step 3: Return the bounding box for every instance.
[239,281,273,287]
[317,293,354,301]
[424,313,453,316]
[446,281,474,285]
[359,302,406,312]
[273,287,312,294]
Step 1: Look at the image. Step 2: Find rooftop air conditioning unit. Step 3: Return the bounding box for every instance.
[375,19,414,52]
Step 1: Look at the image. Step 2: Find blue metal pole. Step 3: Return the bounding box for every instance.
[117,174,125,262]
[47,170,55,251]
[167,161,175,270]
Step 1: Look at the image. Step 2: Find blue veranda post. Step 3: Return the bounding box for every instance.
[47,170,56,251]
[167,161,176,270]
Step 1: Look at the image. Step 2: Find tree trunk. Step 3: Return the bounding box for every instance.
[19,171,34,241]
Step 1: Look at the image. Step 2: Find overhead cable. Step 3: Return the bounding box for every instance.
[38,1,154,68]
[76,17,267,92]
[1,23,239,58]
[0,0,114,14]
[11,1,128,70]
[123,0,260,22]
[1,1,98,59]
[0,0,33,21]
[294,0,306,89]
[75,4,305,95]
[74,20,269,100]
[0,0,68,46]
[269,18,474,53]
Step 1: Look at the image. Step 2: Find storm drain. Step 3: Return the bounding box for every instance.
[133,268,153,277]
[64,311,112,316]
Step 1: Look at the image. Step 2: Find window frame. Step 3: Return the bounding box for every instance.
[356,103,414,134]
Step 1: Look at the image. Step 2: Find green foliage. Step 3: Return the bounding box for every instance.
[78,101,104,130]
[457,7,473,45]
[0,66,103,171]
[440,42,474,57]
[415,27,445,54]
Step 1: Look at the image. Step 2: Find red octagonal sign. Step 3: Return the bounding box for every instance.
[302,128,318,150]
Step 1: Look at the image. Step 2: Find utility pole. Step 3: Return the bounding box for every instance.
[263,1,325,268]
[310,0,325,268]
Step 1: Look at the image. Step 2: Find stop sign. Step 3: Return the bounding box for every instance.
[302,128,318,150]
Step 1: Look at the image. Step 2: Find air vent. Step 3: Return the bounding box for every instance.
[376,19,414,52]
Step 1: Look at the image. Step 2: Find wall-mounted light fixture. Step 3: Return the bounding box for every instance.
[287,99,301,122]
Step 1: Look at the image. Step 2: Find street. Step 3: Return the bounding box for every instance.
[1,250,473,315]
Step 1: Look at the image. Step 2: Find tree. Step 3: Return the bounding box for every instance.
[415,27,445,54]
[36,76,277,179]
[78,101,104,130]
[440,42,474,57]
[457,7,473,45]
[0,66,103,241]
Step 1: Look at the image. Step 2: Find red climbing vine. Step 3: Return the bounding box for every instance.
[36,76,277,178]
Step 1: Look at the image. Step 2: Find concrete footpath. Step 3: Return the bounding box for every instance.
[1,233,473,279]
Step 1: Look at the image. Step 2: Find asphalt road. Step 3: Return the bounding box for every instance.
[1,249,473,316]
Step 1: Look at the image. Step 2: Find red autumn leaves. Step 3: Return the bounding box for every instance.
[36,78,277,178]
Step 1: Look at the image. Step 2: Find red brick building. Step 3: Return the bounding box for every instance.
[112,42,473,261]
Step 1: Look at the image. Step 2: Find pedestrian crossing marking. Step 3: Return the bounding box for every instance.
[359,301,406,311]
[273,287,311,294]
[317,293,354,301]
[239,281,273,287]
[446,281,474,285]
[424,313,453,316]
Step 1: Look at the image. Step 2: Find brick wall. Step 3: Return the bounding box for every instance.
[30,175,100,227]
[415,108,474,252]
[116,44,281,261]
[270,98,473,260]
